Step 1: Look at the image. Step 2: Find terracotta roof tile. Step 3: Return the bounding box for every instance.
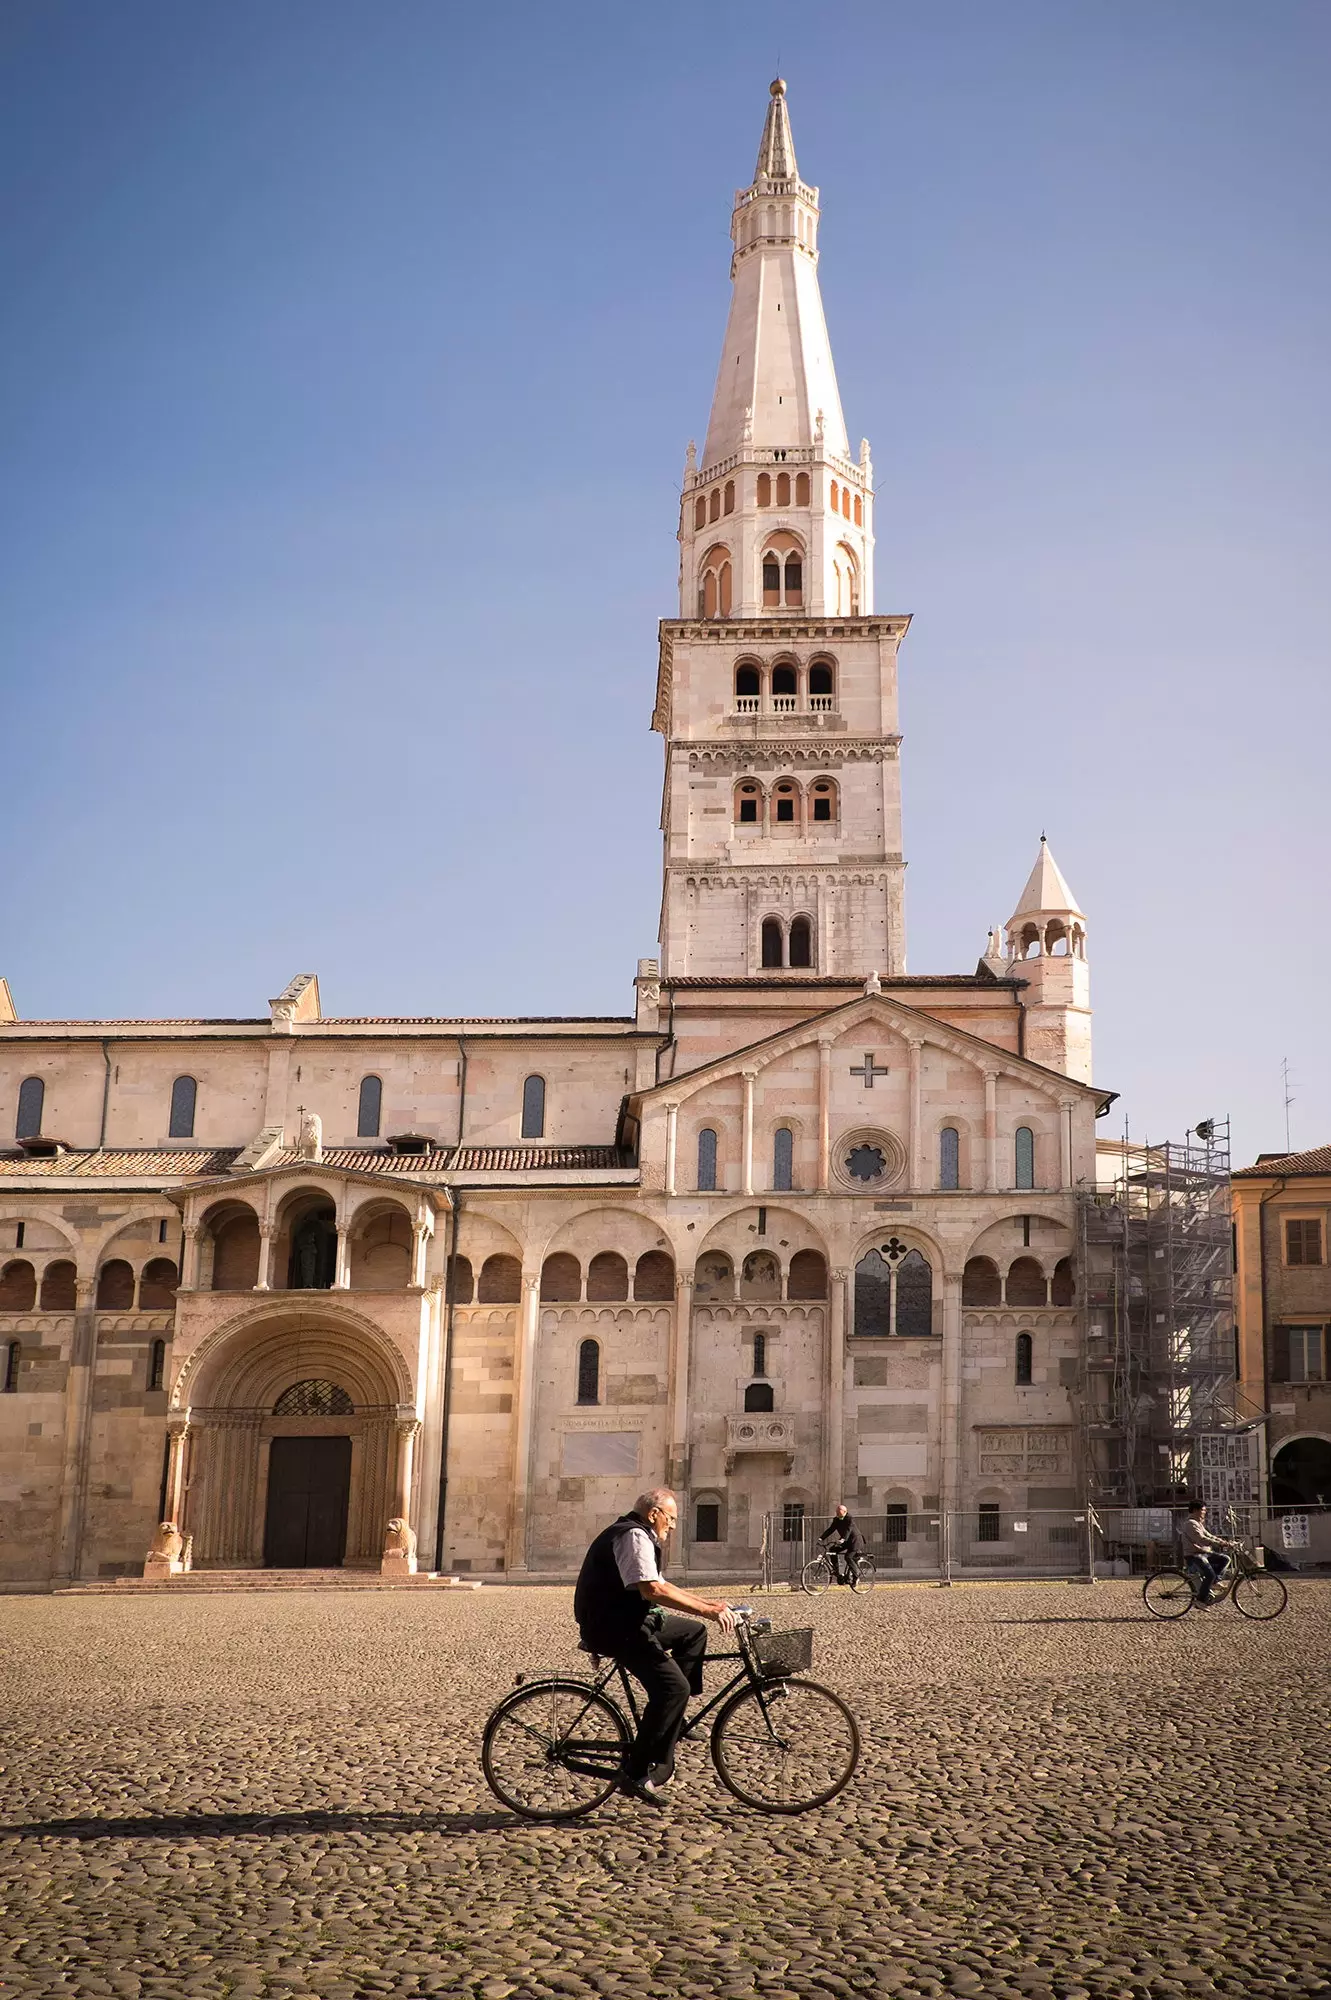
[0,1147,242,1177]
[1233,1143,1331,1179]
[665,974,1016,989]
[449,1146,627,1172]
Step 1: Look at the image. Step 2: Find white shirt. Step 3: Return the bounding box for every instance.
[614,1525,661,1589]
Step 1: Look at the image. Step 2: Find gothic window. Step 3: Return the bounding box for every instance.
[736,783,761,824]
[696,1128,718,1191]
[3,1342,18,1392]
[521,1075,546,1140]
[854,1241,936,1337]
[735,663,760,703]
[757,473,772,507]
[138,1259,178,1309]
[763,555,781,606]
[1051,1258,1075,1306]
[540,1253,580,1302]
[1015,1127,1035,1190]
[810,781,836,822]
[788,916,812,968]
[477,1254,521,1304]
[96,1260,135,1309]
[773,1126,794,1191]
[274,1379,354,1416]
[776,471,791,506]
[1015,1332,1033,1385]
[168,1076,197,1140]
[701,549,732,618]
[0,1262,36,1311]
[939,1127,960,1190]
[448,1255,474,1304]
[723,480,735,515]
[744,1381,775,1412]
[1007,1257,1047,1307]
[795,472,810,505]
[15,1077,43,1141]
[576,1338,600,1405]
[357,1075,383,1139]
[694,496,706,532]
[784,555,802,606]
[148,1338,167,1393]
[587,1251,629,1302]
[634,1250,675,1301]
[694,1498,721,1542]
[39,1260,76,1310]
[787,1249,827,1298]
[752,1331,767,1376]
[761,917,784,968]
[962,1257,1001,1307]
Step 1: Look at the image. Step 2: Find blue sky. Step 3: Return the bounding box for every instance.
[2,1,1328,1165]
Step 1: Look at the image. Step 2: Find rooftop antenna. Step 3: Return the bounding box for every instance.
[1282,1057,1295,1153]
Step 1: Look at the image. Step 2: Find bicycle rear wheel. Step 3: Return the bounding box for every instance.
[481,1679,629,1821]
[850,1555,876,1594]
[710,1677,860,1813]
[1233,1572,1288,1621]
[1143,1569,1195,1619]
[800,1555,833,1596]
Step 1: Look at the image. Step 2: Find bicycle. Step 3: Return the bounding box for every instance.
[480,1609,861,1821]
[800,1548,876,1594]
[1142,1535,1288,1622]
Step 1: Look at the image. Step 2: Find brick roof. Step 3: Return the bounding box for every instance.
[0,1143,630,1181]
[448,1146,626,1171]
[0,1148,242,1177]
[1233,1143,1331,1180]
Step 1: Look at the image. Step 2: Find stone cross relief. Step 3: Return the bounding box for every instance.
[849,1052,889,1089]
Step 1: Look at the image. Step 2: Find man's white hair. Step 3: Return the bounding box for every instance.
[634,1487,677,1515]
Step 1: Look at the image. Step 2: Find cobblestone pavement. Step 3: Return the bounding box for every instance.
[2,1580,1329,2000]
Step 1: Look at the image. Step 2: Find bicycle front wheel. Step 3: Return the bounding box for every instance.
[1233,1572,1288,1621]
[482,1679,629,1821]
[850,1555,876,1594]
[1143,1569,1195,1619]
[800,1555,833,1596]
[711,1677,860,1813]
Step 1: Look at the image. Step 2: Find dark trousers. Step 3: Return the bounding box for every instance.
[613,1614,708,1783]
[1187,1551,1229,1602]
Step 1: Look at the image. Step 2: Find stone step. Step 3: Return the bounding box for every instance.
[56,1570,485,1594]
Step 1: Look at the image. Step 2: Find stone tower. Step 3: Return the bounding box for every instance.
[652,80,909,982]
[1002,837,1092,1081]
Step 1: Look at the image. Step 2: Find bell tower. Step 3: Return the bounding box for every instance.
[652,81,909,981]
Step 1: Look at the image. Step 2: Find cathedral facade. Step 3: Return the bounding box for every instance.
[0,83,1110,1587]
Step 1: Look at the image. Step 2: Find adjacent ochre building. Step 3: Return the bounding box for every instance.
[1232,1144,1331,1515]
[0,83,1113,1587]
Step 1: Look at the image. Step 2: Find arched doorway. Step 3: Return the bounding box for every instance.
[263,1379,355,1567]
[1271,1436,1331,1508]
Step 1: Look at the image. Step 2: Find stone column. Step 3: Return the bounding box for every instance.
[505,1275,542,1573]
[255,1224,274,1292]
[907,1036,923,1189]
[381,1414,422,1575]
[664,1103,679,1197]
[983,1071,999,1192]
[181,1225,202,1291]
[411,1221,430,1288]
[52,1276,98,1584]
[333,1223,352,1290]
[741,1070,756,1197]
[817,1040,831,1192]
[667,1272,694,1491]
[164,1412,191,1525]
[939,1272,963,1517]
[824,1267,849,1512]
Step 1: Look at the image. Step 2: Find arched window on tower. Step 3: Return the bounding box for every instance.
[1015,1332,1033,1386]
[853,493,863,525]
[696,1127,718,1191]
[700,546,732,619]
[939,1127,960,1190]
[734,663,760,713]
[735,781,762,825]
[1015,1127,1035,1190]
[784,554,802,607]
[776,471,791,507]
[723,480,735,515]
[709,487,720,523]
[788,916,813,968]
[693,496,706,532]
[15,1077,43,1142]
[576,1338,600,1405]
[771,663,796,713]
[773,1126,794,1191]
[841,486,851,519]
[761,917,784,968]
[810,780,837,823]
[829,480,839,513]
[772,783,798,827]
[809,661,835,710]
[762,553,781,607]
[357,1075,382,1139]
[168,1076,196,1140]
[521,1075,546,1140]
[757,472,771,507]
[795,471,810,505]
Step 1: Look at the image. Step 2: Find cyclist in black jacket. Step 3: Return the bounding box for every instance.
[574,1489,735,1809]
[819,1504,866,1584]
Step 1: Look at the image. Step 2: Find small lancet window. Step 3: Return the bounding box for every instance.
[168,1076,196,1140]
[15,1077,44,1141]
[1015,1127,1035,1190]
[1015,1332,1034,1385]
[148,1338,167,1393]
[788,917,812,968]
[752,1331,767,1376]
[773,1127,794,1190]
[576,1338,600,1405]
[3,1341,19,1393]
[696,1127,718,1192]
[757,472,772,507]
[521,1075,546,1140]
[723,480,735,515]
[784,555,802,605]
[357,1074,383,1139]
[829,480,839,511]
[940,1126,960,1190]
[853,493,863,525]
[776,471,791,506]
[709,488,721,523]
[762,556,781,605]
[761,917,784,967]
[795,471,810,505]
[694,497,706,532]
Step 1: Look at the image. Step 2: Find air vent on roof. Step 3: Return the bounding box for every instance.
[386,1132,433,1156]
[18,1136,69,1157]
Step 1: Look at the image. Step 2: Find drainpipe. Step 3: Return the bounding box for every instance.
[455,1036,468,1152]
[656,984,676,1085]
[98,1040,113,1150]
[434,1188,462,1573]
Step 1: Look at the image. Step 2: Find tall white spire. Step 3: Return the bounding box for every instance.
[701,79,850,471]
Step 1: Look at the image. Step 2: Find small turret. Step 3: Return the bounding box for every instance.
[1003,838,1091,1079]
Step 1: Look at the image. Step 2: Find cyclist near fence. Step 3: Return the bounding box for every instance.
[1179,1499,1237,1607]
[573,1488,737,1809]
[818,1503,866,1585]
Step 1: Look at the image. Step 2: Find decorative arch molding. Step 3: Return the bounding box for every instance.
[536,1202,680,1266]
[0,1206,81,1255]
[694,1203,832,1263]
[539,1304,672,1330]
[172,1299,413,1412]
[962,1208,1073,1262]
[688,741,899,773]
[91,1203,183,1264]
[849,1221,947,1274]
[694,1301,824,1326]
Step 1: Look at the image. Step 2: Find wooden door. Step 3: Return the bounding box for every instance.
[263,1436,352,1567]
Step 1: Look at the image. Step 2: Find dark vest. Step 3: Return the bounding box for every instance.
[574,1513,661,1653]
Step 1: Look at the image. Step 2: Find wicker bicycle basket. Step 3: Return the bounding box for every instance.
[751,1626,814,1678]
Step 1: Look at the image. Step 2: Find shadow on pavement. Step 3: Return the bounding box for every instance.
[0,1808,519,1841]
[994,1615,1148,1625]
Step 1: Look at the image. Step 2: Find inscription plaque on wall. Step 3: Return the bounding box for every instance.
[561,1430,641,1477]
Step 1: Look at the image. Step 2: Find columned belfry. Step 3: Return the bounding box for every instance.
[654,80,908,981]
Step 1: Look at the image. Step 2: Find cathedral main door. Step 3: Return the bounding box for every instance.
[263,1436,352,1568]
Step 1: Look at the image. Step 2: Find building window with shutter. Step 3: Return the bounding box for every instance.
[1285,1327,1326,1383]
[1285,1219,1324,1266]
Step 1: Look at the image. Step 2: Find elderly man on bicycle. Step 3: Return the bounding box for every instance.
[574,1488,737,1809]
[1179,1499,1238,1607]
[819,1504,866,1585]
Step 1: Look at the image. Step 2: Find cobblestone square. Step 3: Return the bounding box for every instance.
[2,1581,1328,2000]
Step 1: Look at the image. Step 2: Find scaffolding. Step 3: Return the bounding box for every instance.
[1079,1118,1260,1509]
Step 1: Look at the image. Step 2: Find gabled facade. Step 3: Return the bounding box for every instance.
[0,83,1111,1586]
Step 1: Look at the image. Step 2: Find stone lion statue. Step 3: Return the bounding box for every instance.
[148,1521,183,1562]
[383,1517,416,1559]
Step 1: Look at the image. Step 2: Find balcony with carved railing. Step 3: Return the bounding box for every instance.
[725,1412,796,1472]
